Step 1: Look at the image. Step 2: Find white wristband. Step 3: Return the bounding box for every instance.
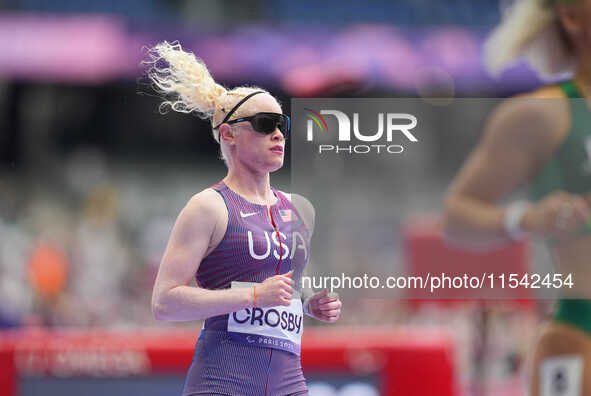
[503,200,530,240]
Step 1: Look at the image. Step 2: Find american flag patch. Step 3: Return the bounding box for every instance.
[279,209,292,222]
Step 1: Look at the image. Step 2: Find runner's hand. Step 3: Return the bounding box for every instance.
[255,270,294,307]
[522,191,591,238]
[305,289,342,323]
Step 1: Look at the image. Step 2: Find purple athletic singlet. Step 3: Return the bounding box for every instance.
[182,181,310,396]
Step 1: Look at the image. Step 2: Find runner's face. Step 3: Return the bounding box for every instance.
[231,94,286,173]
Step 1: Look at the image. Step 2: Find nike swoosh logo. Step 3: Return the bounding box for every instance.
[240,211,257,218]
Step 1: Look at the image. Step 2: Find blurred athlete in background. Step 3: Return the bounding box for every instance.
[145,41,342,396]
[444,0,591,394]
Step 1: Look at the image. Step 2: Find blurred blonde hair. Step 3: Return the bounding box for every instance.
[484,0,575,80]
[143,41,271,166]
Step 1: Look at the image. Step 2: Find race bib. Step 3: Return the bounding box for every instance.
[228,281,303,355]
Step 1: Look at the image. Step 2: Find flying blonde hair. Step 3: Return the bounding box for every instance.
[143,41,271,165]
[484,0,575,80]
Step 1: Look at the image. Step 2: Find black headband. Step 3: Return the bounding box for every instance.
[213,91,266,130]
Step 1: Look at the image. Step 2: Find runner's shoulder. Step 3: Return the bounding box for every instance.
[475,84,572,158]
[515,84,571,136]
[183,188,227,222]
[488,84,569,144]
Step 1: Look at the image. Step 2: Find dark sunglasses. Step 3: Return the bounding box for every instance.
[224,112,290,135]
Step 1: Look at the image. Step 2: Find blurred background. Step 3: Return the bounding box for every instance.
[0,0,559,395]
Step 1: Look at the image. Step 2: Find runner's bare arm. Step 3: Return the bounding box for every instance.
[443,96,567,247]
[291,193,315,238]
[286,193,315,298]
[291,193,342,322]
[287,193,316,296]
[151,190,252,321]
[152,190,293,321]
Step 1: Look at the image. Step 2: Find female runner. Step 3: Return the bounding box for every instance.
[444,0,591,394]
[146,41,342,396]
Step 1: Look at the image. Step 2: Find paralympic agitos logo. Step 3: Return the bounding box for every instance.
[305,108,418,154]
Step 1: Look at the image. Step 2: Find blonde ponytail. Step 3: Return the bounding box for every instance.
[143,41,227,119]
[143,41,276,167]
[484,0,575,80]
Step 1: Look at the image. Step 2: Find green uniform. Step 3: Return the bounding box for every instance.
[529,81,591,206]
[529,80,591,334]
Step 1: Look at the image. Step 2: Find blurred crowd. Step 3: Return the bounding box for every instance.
[0,149,202,328]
